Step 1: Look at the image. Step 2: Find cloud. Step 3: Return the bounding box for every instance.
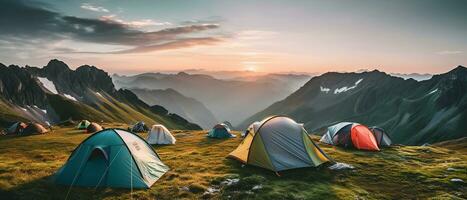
[180,16,224,25]
[436,50,463,55]
[100,15,171,27]
[100,37,223,54]
[0,0,223,54]
[81,3,109,13]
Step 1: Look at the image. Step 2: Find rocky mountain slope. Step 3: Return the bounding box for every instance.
[241,66,466,145]
[130,88,218,129]
[0,60,201,130]
[112,72,310,126]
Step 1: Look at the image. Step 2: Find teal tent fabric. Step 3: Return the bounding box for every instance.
[55,129,169,189]
[76,120,91,130]
[207,124,235,138]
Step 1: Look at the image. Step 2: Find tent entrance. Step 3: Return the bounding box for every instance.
[332,124,353,148]
[76,147,109,187]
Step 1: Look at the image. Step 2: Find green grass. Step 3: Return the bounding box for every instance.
[0,125,465,199]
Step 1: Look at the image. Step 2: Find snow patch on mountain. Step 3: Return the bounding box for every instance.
[33,105,47,114]
[63,94,77,101]
[334,79,363,94]
[37,77,58,94]
[428,89,438,95]
[320,86,331,93]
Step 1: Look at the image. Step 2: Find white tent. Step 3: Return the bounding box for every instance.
[146,125,176,145]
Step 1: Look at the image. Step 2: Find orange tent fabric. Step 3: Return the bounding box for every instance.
[350,125,380,151]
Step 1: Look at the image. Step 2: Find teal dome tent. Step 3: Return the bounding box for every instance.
[207,123,235,138]
[76,120,91,130]
[55,129,169,188]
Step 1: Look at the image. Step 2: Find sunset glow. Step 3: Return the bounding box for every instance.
[0,0,466,74]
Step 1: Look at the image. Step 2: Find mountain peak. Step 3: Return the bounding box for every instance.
[43,59,71,76]
[177,72,189,76]
[450,65,466,74]
[435,65,467,80]
[45,59,70,70]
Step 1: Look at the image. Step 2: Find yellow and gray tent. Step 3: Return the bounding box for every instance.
[229,116,330,172]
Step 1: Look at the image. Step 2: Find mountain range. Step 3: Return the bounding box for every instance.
[0,59,201,130]
[241,66,466,145]
[129,88,217,129]
[112,72,310,126]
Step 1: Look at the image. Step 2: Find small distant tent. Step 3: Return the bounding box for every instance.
[146,125,176,145]
[320,122,380,151]
[55,129,169,188]
[23,123,48,135]
[86,122,103,133]
[207,123,235,138]
[6,122,27,135]
[229,116,330,172]
[131,121,149,133]
[76,120,91,130]
[242,121,261,137]
[370,126,392,147]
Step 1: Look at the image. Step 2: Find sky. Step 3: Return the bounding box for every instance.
[0,0,466,74]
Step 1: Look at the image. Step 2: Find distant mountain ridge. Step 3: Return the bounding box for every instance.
[0,59,201,130]
[130,88,218,129]
[241,66,466,145]
[390,72,433,81]
[112,71,310,126]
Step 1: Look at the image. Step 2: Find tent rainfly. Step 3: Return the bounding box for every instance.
[6,122,27,135]
[23,123,48,135]
[131,121,149,133]
[146,125,176,145]
[320,122,380,151]
[369,126,392,147]
[86,122,103,133]
[76,120,91,130]
[207,123,235,138]
[54,129,169,188]
[229,116,331,172]
[242,121,261,137]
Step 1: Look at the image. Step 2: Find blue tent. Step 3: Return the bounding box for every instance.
[55,129,169,188]
[207,124,235,138]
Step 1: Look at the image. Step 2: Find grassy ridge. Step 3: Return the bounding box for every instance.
[0,125,465,199]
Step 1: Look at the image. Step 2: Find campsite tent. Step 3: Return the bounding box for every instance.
[370,127,392,147]
[320,122,380,151]
[55,129,169,188]
[207,123,235,138]
[229,116,330,172]
[23,123,48,135]
[76,120,91,130]
[6,122,27,135]
[146,125,176,145]
[131,121,149,133]
[86,122,103,133]
[242,121,261,137]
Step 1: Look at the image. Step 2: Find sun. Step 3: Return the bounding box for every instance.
[245,66,256,72]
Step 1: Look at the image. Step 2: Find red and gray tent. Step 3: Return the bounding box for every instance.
[320,122,380,151]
